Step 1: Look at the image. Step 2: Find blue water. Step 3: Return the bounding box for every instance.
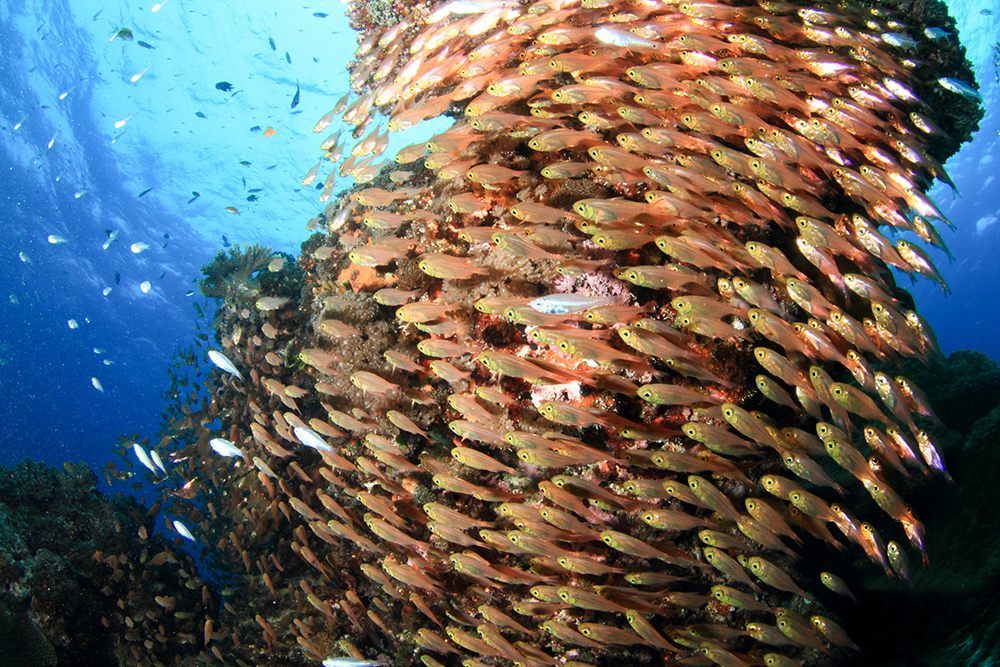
[0,0,997,477]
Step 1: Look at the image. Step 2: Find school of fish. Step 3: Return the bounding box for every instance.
[150,0,977,664]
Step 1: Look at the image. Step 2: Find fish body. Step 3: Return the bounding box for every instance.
[529,293,615,314]
[210,438,246,459]
[133,443,157,475]
[937,77,981,100]
[173,520,195,541]
[207,350,243,380]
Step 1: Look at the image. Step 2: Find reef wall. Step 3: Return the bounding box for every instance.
[150,0,986,665]
[0,461,217,665]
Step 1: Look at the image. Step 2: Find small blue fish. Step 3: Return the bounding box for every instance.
[938,77,981,101]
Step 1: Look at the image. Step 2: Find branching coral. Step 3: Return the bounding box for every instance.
[147,0,985,665]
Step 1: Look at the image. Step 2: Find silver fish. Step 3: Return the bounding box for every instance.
[207,350,243,380]
[529,293,615,314]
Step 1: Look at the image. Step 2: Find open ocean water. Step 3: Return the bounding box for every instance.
[0,0,998,665]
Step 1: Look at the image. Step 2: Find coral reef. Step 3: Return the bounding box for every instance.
[0,461,217,665]
[0,600,57,667]
[144,1,986,665]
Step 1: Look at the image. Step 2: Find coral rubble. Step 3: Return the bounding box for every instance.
[148,0,986,665]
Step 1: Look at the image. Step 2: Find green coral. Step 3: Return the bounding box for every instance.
[0,601,57,667]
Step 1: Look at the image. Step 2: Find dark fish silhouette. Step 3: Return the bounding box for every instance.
[215,81,234,92]
[187,191,200,204]
[313,12,328,17]
[285,52,291,64]
[195,111,207,119]
[291,80,300,109]
[137,40,155,49]
[138,187,153,197]
[268,36,276,51]
[114,272,121,285]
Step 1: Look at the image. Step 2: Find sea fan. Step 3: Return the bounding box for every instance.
[199,244,275,298]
